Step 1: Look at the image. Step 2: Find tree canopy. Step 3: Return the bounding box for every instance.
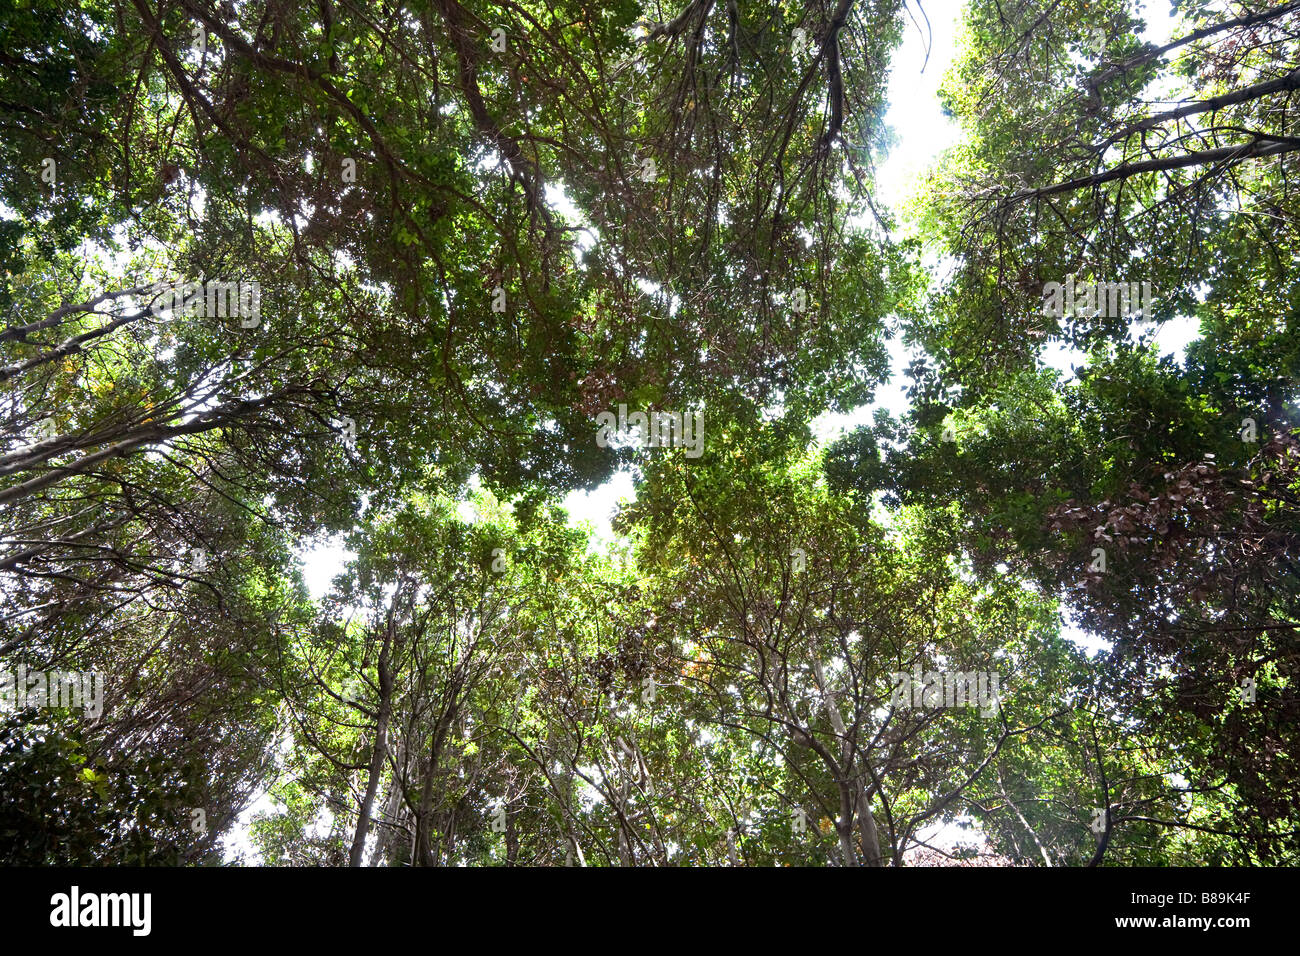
[1,0,1297,867]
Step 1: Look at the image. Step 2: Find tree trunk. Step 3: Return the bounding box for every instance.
[811,655,883,866]
[369,738,407,865]
[349,613,396,867]
[413,700,458,866]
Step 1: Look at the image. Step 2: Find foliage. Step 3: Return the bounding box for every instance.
[2,0,1296,866]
